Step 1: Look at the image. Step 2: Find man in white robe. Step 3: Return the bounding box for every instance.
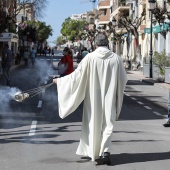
[53,32,127,165]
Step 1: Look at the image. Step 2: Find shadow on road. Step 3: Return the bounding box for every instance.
[0,124,80,145]
[109,151,170,166]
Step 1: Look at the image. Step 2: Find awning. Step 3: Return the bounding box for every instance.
[144,23,170,34]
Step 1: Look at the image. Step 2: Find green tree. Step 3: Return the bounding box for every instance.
[61,17,89,42]
[56,36,66,46]
[29,20,53,48]
[18,20,53,49]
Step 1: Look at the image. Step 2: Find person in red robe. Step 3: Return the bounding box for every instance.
[59,47,74,76]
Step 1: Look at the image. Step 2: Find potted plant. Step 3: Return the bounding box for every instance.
[152,50,166,82]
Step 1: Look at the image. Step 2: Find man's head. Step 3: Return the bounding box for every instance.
[63,47,71,56]
[95,32,109,47]
[63,47,69,52]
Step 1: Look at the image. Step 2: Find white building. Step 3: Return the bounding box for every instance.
[70,13,87,21]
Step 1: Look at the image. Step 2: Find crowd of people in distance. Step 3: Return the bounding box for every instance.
[39,46,55,57]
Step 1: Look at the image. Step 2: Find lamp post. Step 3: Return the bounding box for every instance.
[112,18,117,53]
[148,0,156,78]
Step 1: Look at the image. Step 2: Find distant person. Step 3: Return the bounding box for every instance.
[15,51,21,64]
[44,47,47,57]
[70,46,75,58]
[52,48,54,57]
[23,49,29,66]
[30,47,36,66]
[53,32,127,165]
[49,47,51,56]
[81,47,89,58]
[58,47,74,77]
[1,44,14,86]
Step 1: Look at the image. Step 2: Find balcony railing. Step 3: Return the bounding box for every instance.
[126,0,134,5]
[98,0,110,6]
[112,2,129,15]
[98,15,110,22]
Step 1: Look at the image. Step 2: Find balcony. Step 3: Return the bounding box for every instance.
[98,0,110,10]
[126,0,133,5]
[98,15,110,24]
[89,15,95,19]
[126,0,146,5]
[111,2,130,17]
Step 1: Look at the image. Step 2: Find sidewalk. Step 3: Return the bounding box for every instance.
[127,69,170,90]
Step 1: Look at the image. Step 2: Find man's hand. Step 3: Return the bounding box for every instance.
[53,78,57,84]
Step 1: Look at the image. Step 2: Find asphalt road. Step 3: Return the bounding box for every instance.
[0,51,170,170]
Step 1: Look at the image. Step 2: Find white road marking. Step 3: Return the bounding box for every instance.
[29,121,37,136]
[125,93,131,96]
[137,101,144,105]
[144,106,152,110]
[37,100,42,108]
[153,111,162,116]
[131,97,137,100]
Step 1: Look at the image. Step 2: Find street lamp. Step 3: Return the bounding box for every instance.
[148,0,156,78]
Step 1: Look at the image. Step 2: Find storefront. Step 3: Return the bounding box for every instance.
[0,33,18,74]
[0,33,18,54]
[144,23,170,54]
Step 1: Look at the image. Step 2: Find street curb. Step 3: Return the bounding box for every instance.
[141,79,154,85]
[128,73,170,90]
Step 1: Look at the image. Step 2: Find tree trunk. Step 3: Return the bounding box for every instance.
[134,32,141,68]
[90,41,94,51]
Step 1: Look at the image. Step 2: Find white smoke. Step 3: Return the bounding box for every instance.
[0,86,21,111]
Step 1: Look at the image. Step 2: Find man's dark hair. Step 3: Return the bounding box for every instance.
[63,47,69,52]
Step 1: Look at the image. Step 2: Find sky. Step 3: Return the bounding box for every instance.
[41,0,96,46]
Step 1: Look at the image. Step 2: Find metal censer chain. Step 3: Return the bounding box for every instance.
[14,82,54,102]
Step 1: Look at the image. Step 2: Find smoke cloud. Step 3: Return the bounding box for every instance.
[0,86,21,111]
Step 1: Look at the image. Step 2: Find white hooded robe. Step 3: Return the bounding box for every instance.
[56,47,127,161]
